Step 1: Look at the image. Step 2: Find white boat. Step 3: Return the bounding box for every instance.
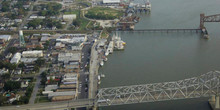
[98,75,101,80]
[104,57,108,62]
[101,74,105,78]
[100,61,104,66]
[146,0,151,10]
[105,51,109,56]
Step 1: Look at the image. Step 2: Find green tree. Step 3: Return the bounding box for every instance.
[35,58,45,67]
[0,94,7,106]
[18,62,25,69]
[1,73,11,79]
[33,65,40,72]
[28,19,42,29]
[3,81,21,91]
[1,1,10,12]
[8,47,17,54]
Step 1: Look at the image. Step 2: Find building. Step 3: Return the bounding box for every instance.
[103,0,120,4]
[0,68,9,75]
[22,50,43,58]
[20,58,38,64]
[63,14,77,21]
[48,91,76,98]
[21,80,29,88]
[63,62,80,73]
[42,85,58,95]
[56,34,87,44]
[10,53,21,64]
[0,35,11,41]
[62,73,78,83]
[58,52,81,64]
[41,36,49,43]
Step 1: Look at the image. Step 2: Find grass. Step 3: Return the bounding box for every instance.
[77,18,90,31]
[35,96,50,103]
[64,10,80,16]
[100,29,109,39]
[87,7,123,18]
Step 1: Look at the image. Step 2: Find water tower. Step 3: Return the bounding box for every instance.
[19,30,25,47]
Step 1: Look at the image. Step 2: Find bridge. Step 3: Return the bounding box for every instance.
[116,29,202,33]
[1,71,220,110]
[200,13,220,29]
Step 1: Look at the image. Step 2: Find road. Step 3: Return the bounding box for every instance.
[29,68,46,104]
[78,34,96,99]
[88,39,99,99]
[0,99,95,110]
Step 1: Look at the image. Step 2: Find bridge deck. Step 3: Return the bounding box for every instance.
[116,29,202,33]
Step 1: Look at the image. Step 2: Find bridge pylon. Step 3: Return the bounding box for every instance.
[200,13,205,29]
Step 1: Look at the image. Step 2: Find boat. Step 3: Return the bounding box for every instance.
[146,0,151,11]
[105,51,109,56]
[203,35,209,39]
[101,74,105,78]
[98,75,101,80]
[100,61,104,66]
[98,75,101,84]
[104,57,108,62]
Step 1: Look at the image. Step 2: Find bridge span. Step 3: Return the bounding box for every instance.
[1,71,220,110]
[116,29,202,33]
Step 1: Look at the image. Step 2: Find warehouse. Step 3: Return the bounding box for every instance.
[103,0,121,4]
[63,14,76,21]
[22,50,43,58]
[58,52,81,64]
[10,53,21,64]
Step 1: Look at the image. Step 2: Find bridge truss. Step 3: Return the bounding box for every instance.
[200,13,220,29]
[96,71,220,106]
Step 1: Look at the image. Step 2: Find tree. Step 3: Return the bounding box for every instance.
[18,62,25,69]
[0,61,17,71]
[3,81,21,91]
[35,58,45,67]
[0,94,7,106]
[8,47,17,54]
[33,65,40,72]
[41,71,47,85]
[28,19,42,29]
[1,1,10,12]
[1,73,11,80]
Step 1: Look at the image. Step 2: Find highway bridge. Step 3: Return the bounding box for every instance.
[1,71,220,110]
[116,29,202,33]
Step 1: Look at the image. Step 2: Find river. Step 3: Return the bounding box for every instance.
[99,0,220,109]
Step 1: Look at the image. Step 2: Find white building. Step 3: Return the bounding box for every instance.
[10,53,21,64]
[63,14,77,21]
[48,91,76,98]
[20,58,38,64]
[103,0,120,4]
[0,35,11,41]
[56,34,87,44]
[58,52,81,64]
[22,50,43,58]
